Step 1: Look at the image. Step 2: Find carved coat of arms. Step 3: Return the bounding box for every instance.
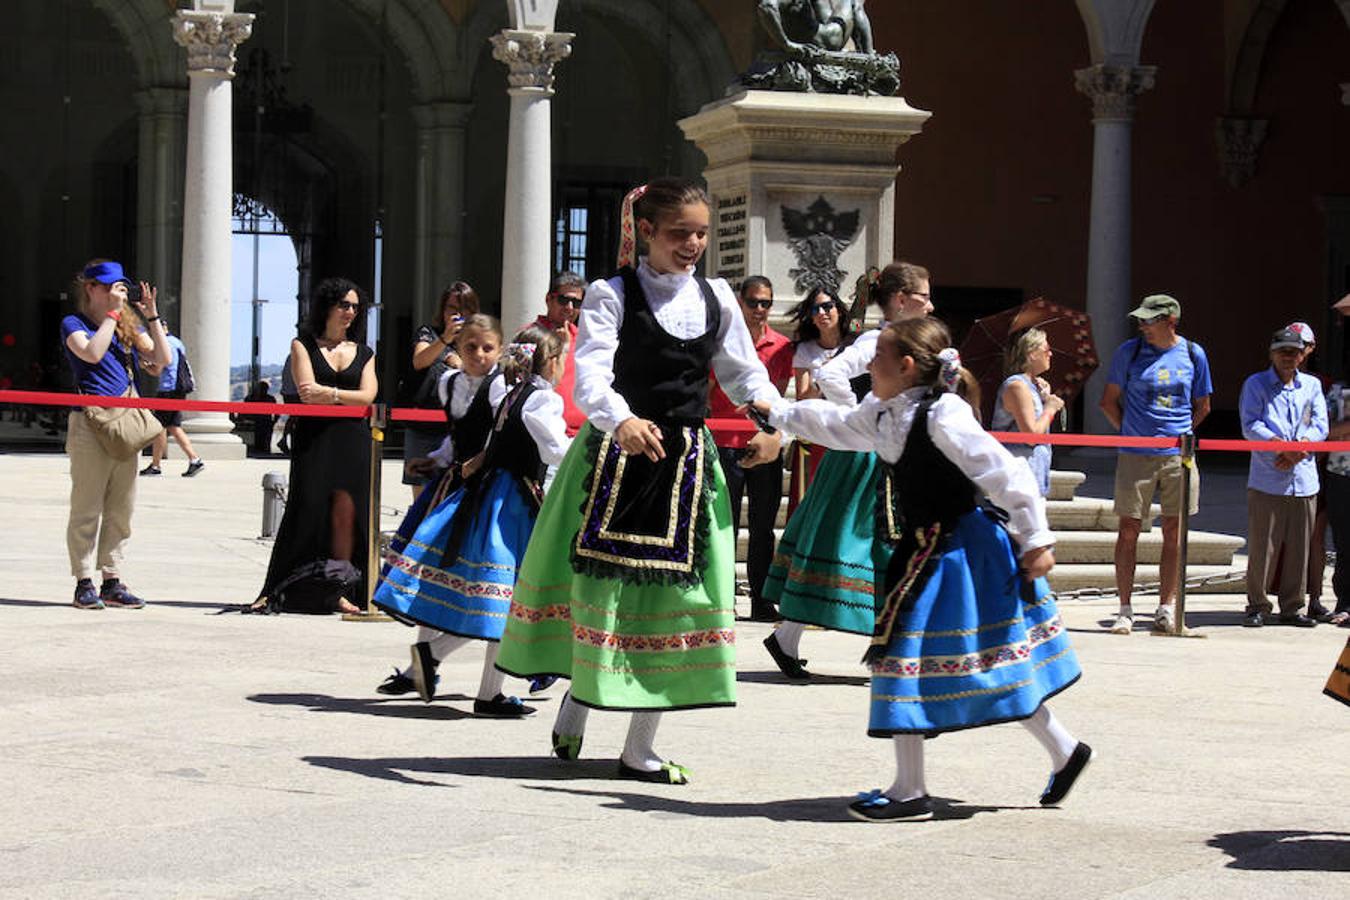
[782,196,860,296]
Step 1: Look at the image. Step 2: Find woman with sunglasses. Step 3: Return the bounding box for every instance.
[761,262,934,680]
[406,282,478,500]
[250,277,378,614]
[786,288,852,515]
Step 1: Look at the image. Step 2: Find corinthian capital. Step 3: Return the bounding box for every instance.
[1215,116,1268,188]
[490,30,573,93]
[1074,64,1156,122]
[172,10,254,77]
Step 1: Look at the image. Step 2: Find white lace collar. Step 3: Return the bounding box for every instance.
[636,257,694,303]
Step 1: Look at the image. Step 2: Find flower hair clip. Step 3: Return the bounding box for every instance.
[506,342,537,370]
[936,347,962,393]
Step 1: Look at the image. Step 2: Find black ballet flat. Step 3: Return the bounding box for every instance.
[763,633,810,680]
[1040,742,1095,806]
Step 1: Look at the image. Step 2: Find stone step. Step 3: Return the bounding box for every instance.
[1048,470,1085,501]
[1050,529,1244,566]
[1045,497,1164,531]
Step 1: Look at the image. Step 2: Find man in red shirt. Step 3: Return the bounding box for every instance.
[709,276,794,621]
[532,271,586,435]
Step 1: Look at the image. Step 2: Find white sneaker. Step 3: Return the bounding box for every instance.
[1108,613,1134,635]
[1154,606,1176,633]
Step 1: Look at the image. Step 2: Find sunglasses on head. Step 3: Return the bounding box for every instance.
[335,300,360,312]
[811,301,838,315]
[745,298,773,310]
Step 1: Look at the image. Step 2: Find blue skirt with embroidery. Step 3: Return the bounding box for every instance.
[868,508,1080,736]
[373,469,536,640]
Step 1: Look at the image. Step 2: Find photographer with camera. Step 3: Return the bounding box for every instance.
[60,259,172,610]
[404,282,477,500]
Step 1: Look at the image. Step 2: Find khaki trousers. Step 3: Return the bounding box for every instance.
[66,411,138,580]
[1245,488,1315,615]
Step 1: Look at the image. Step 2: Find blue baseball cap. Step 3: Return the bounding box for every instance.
[82,261,132,285]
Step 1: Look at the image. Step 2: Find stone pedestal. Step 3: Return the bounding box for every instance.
[678,90,929,318]
[173,7,253,459]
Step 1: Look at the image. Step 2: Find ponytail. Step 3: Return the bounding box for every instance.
[501,323,565,386]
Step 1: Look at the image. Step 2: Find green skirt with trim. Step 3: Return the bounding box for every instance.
[495,424,737,710]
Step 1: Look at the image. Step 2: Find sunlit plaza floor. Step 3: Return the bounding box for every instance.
[1,450,1348,898]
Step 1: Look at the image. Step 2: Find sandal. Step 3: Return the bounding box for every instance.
[1329,610,1350,627]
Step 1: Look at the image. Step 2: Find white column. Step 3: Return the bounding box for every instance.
[1075,63,1154,432]
[134,87,187,313]
[172,8,253,455]
[490,30,572,336]
[411,101,473,323]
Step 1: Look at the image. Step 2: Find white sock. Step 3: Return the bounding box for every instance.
[1117,604,1134,618]
[401,627,469,676]
[621,712,664,772]
[1022,704,1076,771]
[476,642,506,701]
[775,621,806,658]
[886,734,927,801]
[553,691,590,739]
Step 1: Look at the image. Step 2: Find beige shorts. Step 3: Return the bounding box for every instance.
[1113,452,1200,520]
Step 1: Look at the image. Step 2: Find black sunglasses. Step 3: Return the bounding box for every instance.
[811,301,838,315]
[335,300,360,312]
[744,298,773,310]
[554,295,584,308]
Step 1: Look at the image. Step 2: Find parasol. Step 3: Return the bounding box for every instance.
[958,297,1098,427]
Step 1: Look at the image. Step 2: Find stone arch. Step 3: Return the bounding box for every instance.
[1229,0,1350,113]
[457,0,736,114]
[339,0,461,102]
[87,0,183,87]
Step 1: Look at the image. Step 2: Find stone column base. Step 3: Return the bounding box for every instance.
[181,413,248,459]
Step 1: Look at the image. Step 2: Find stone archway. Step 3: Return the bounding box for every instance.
[88,0,182,88]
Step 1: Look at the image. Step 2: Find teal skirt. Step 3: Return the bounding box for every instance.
[762,450,893,636]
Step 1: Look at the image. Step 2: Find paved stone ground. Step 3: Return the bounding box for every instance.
[2,452,1348,899]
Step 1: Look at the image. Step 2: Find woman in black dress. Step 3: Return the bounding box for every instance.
[251,277,378,614]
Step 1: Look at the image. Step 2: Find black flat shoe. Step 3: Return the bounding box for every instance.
[473,694,535,718]
[1242,612,1264,628]
[1307,600,1332,621]
[1278,613,1317,628]
[376,668,416,696]
[1040,741,1094,806]
[617,760,690,785]
[847,790,933,822]
[410,642,438,703]
[763,632,810,680]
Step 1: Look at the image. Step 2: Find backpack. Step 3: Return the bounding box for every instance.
[174,343,196,394]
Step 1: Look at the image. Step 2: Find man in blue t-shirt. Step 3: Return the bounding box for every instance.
[140,322,204,478]
[1098,294,1213,635]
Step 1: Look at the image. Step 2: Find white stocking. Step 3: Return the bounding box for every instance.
[400,627,469,676]
[553,690,590,738]
[886,734,927,801]
[476,642,507,701]
[1021,704,1076,771]
[774,621,806,658]
[621,712,664,772]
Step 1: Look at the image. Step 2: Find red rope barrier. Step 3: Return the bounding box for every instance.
[3,390,1348,453]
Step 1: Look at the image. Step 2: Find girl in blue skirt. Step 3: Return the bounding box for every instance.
[755,317,1092,822]
[374,321,570,717]
[761,262,933,678]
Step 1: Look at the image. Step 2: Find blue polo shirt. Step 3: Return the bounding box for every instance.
[158,334,186,392]
[1106,336,1212,455]
[61,314,134,397]
[1239,368,1327,496]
